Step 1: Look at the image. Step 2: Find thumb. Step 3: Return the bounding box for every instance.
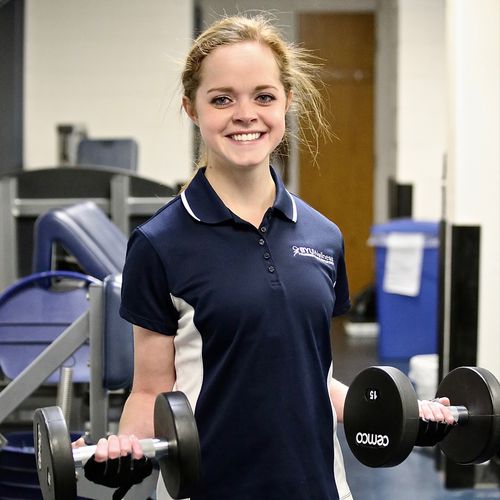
[71,437,86,449]
[435,397,451,406]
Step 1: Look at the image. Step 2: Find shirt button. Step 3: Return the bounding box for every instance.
[268,266,275,273]
[260,226,267,233]
[263,252,270,260]
[258,238,265,246]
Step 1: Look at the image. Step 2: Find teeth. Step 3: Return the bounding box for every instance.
[231,132,261,141]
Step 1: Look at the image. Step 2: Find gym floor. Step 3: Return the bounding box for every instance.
[332,318,500,500]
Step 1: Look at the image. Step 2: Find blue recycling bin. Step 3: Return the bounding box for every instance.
[370,219,440,360]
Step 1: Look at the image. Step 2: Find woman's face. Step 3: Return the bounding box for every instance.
[184,41,291,173]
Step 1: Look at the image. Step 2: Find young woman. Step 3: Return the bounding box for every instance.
[78,15,454,500]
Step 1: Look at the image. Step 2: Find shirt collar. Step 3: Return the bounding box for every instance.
[181,166,297,224]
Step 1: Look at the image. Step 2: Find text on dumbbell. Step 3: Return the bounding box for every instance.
[365,388,379,401]
[355,432,390,448]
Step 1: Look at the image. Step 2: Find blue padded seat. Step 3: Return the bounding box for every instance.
[0,271,134,439]
[0,272,134,389]
[0,272,97,384]
[32,201,127,280]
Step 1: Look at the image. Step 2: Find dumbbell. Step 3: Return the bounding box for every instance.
[343,366,500,467]
[33,391,201,500]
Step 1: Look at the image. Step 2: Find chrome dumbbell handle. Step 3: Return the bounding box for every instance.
[448,405,468,425]
[72,438,170,467]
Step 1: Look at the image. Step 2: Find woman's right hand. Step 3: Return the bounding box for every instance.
[91,434,144,462]
[73,434,153,490]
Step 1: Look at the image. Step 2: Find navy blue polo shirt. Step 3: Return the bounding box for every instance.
[120,167,352,500]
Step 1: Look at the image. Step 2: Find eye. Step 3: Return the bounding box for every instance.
[256,94,276,104]
[211,95,232,107]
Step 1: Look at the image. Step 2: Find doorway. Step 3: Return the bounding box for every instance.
[298,13,375,297]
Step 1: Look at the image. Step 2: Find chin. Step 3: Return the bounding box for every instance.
[233,161,269,170]
[228,153,271,169]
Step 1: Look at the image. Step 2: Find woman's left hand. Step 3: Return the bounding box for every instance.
[418,397,456,425]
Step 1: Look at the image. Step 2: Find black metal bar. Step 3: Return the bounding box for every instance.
[0,0,24,173]
[388,177,413,218]
[444,224,481,489]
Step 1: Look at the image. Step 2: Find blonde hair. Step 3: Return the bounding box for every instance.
[182,14,330,169]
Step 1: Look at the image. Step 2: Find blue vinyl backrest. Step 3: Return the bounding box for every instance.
[0,271,96,383]
[77,139,138,171]
[103,274,134,390]
[33,201,127,280]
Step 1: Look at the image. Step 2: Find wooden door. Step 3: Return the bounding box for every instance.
[298,13,375,297]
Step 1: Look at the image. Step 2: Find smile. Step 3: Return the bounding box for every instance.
[230,132,262,141]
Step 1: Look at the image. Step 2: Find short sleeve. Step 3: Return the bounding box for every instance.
[333,239,351,317]
[119,229,179,335]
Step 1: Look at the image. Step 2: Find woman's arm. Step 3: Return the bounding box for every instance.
[329,378,349,423]
[84,325,176,462]
[118,325,176,438]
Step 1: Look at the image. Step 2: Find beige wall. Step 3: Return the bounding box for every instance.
[445,0,500,375]
[396,0,446,220]
[24,0,194,187]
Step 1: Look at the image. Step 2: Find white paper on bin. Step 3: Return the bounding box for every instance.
[382,232,425,296]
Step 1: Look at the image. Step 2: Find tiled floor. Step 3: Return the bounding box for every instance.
[332,318,500,500]
[339,428,500,500]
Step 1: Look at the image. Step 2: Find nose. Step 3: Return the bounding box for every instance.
[232,99,257,123]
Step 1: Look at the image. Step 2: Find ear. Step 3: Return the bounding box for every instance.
[182,96,199,126]
[285,90,293,113]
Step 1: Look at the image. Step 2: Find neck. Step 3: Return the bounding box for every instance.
[204,164,276,228]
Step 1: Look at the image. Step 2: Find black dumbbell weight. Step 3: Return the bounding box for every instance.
[343,366,500,467]
[436,366,500,464]
[33,391,201,500]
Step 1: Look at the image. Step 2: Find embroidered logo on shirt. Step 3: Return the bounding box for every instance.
[292,246,335,267]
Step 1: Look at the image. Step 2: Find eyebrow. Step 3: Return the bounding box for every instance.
[206,85,280,94]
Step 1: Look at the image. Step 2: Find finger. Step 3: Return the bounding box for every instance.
[71,437,86,449]
[107,435,121,460]
[438,402,457,425]
[130,435,145,460]
[437,397,456,423]
[443,411,456,425]
[418,401,434,421]
[429,404,447,422]
[426,400,455,425]
[94,438,110,463]
[118,434,132,457]
[436,397,451,406]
